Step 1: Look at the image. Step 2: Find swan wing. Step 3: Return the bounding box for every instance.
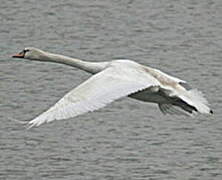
[28,65,160,127]
[158,103,190,116]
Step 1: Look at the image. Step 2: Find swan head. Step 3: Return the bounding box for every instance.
[12,47,46,60]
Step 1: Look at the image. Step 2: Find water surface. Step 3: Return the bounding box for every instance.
[1,0,222,179]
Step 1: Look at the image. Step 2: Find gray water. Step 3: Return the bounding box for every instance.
[1,0,222,179]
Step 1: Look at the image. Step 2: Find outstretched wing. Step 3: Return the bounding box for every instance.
[28,65,160,127]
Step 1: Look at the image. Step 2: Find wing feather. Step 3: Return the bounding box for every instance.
[28,65,160,127]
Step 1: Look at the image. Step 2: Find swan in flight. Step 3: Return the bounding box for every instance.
[12,47,213,128]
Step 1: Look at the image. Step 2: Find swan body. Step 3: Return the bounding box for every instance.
[12,47,213,128]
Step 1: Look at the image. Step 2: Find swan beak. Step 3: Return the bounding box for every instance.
[12,51,25,58]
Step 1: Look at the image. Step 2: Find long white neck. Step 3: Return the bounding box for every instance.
[35,52,109,74]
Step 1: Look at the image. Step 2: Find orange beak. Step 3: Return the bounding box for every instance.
[12,51,25,58]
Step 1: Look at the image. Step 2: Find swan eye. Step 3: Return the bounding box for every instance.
[23,49,30,53]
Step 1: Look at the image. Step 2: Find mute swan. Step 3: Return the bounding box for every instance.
[12,47,213,128]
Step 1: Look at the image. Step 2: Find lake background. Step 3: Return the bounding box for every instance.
[1,0,222,179]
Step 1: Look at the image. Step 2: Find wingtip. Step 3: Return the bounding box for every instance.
[27,120,42,129]
[26,123,35,130]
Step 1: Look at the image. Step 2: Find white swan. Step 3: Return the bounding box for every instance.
[12,47,213,128]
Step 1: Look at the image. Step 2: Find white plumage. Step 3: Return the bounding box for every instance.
[12,48,213,128]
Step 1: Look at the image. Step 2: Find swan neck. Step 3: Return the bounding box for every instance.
[40,52,107,73]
